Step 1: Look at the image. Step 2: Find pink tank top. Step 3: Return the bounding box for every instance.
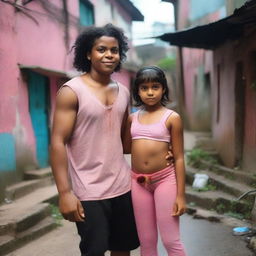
[131,109,173,143]
[63,76,131,200]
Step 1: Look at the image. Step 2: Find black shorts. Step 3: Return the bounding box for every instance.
[76,191,139,256]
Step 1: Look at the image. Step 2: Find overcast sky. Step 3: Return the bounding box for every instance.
[131,0,174,45]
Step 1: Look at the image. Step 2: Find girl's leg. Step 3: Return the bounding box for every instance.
[154,179,186,256]
[131,179,158,256]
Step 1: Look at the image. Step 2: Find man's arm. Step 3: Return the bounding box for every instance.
[121,109,132,154]
[50,86,84,222]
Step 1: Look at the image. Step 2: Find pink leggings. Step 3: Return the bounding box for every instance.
[131,166,186,256]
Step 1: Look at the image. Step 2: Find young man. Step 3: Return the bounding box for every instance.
[50,24,139,256]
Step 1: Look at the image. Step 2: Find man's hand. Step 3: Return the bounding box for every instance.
[59,191,85,222]
[165,145,174,166]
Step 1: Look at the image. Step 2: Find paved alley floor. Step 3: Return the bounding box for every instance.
[6,214,254,256]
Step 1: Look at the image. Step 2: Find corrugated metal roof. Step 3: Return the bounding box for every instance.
[118,0,144,21]
[158,0,256,49]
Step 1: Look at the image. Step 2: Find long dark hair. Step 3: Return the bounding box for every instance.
[133,66,169,106]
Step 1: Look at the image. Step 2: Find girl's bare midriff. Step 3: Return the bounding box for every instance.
[131,139,169,174]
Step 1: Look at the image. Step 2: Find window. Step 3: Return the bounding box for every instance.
[79,0,94,26]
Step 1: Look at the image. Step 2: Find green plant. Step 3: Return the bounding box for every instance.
[224,212,245,220]
[186,148,216,168]
[251,80,256,90]
[224,173,235,180]
[50,204,63,226]
[193,184,217,192]
[157,57,176,71]
[216,203,226,214]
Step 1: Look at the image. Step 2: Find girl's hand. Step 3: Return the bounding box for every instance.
[172,196,187,216]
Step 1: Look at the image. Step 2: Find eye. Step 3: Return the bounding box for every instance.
[111,48,119,54]
[139,85,147,91]
[97,47,105,53]
[152,84,161,90]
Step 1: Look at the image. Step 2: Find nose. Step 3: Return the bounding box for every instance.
[147,88,153,95]
[105,50,113,58]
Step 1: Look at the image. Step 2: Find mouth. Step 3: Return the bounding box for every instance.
[102,62,116,66]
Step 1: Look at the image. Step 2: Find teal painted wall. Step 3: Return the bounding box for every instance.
[28,71,50,168]
[79,0,94,26]
[0,133,16,171]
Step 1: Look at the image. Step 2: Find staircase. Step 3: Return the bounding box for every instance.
[185,132,256,222]
[0,168,59,256]
[1,131,255,255]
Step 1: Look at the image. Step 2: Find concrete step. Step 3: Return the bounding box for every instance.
[200,159,256,188]
[186,205,249,228]
[4,176,54,202]
[24,167,52,180]
[0,216,57,256]
[0,184,59,256]
[192,132,216,152]
[186,166,255,198]
[0,203,51,236]
[0,185,58,229]
[185,185,252,217]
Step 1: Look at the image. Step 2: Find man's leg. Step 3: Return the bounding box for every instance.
[110,251,130,256]
[109,192,139,253]
[76,200,111,256]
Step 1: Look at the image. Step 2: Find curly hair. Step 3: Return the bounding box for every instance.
[73,23,129,72]
[132,66,169,106]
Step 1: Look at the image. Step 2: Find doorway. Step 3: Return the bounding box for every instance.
[27,71,50,168]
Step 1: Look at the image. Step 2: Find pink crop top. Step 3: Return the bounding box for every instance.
[131,109,173,143]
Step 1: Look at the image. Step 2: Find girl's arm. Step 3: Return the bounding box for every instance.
[168,112,187,216]
[122,112,132,154]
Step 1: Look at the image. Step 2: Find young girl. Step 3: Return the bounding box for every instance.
[125,66,186,256]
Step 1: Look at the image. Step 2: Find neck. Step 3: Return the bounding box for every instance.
[88,70,111,86]
[143,103,164,112]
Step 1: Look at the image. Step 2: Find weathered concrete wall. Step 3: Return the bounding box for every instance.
[213,33,256,171]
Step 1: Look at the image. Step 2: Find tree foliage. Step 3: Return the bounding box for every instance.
[157,57,176,71]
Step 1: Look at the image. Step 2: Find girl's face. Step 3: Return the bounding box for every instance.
[87,36,120,75]
[138,81,165,107]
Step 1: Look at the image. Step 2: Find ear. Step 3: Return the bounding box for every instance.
[87,53,91,61]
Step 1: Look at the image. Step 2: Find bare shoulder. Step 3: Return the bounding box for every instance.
[167,110,183,127]
[56,86,78,109]
[170,111,181,121]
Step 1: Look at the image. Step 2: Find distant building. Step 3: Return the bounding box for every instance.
[160,0,256,172]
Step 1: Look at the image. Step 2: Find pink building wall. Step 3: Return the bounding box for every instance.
[213,43,236,167]
[0,2,78,171]
[0,0,141,199]
[182,47,213,129]
[112,69,133,89]
[213,33,256,171]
